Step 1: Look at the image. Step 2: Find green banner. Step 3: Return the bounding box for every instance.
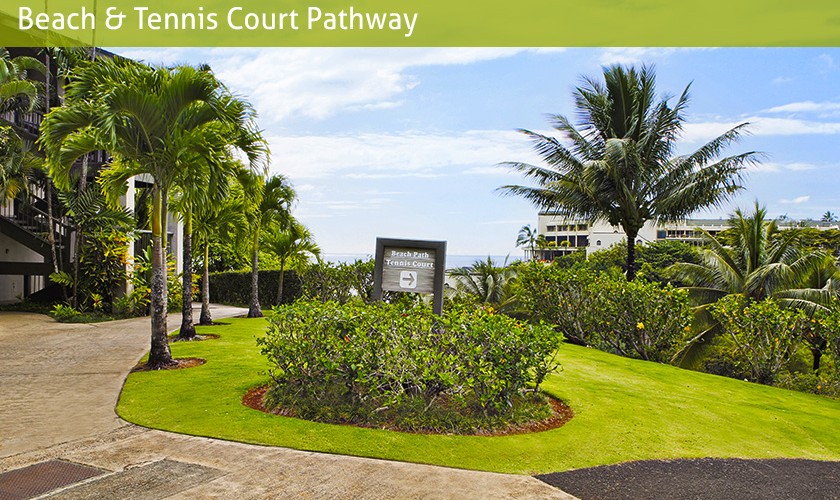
[1,0,839,47]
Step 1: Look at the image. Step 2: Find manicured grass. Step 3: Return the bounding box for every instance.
[117,317,840,474]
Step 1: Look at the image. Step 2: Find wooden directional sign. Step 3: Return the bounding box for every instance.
[373,238,446,314]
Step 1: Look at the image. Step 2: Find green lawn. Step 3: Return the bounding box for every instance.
[117,317,840,474]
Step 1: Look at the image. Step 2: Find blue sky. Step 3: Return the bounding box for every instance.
[115,47,840,257]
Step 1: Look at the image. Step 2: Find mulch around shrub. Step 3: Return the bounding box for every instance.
[169,333,221,342]
[241,385,574,436]
[535,457,840,500]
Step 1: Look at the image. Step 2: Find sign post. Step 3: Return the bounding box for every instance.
[373,237,446,314]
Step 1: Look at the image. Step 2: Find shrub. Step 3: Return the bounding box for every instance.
[513,262,691,361]
[711,296,808,385]
[258,301,563,432]
[298,259,375,303]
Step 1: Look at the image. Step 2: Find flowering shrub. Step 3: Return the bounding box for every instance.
[513,262,691,362]
[711,296,808,385]
[258,301,563,432]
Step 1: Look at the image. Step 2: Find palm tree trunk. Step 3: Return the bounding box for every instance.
[276,259,285,305]
[178,211,196,339]
[625,229,638,281]
[148,184,173,367]
[199,239,212,325]
[248,234,262,318]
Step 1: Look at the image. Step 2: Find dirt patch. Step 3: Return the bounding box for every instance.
[241,385,573,436]
[169,334,220,342]
[131,357,206,372]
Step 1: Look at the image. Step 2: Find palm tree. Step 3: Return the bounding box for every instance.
[41,58,260,368]
[0,48,45,119]
[447,256,516,309]
[262,219,320,305]
[821,211,838,223]
[193,191,248,325]
[172,97,267,340]
[668,202,833,366]
[516,224,538,260]
[243,173,295,318]
[499,64,758,280]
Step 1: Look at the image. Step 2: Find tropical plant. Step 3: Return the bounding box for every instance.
[668,203,836,366]
[499,64,758,280]
[0,47,45,118]
[171,99,268,339]
[447,257,516,310]
[821,211,838,223]
[261,219,320,305]
[515,224,538,260]
[242,173,295,317]
[193,187,248,325]
[41,58,262,368]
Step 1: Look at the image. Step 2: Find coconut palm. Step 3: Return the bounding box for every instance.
[499,64,758,280]
[448,256,516,309]
[668,202,834,366]
[262,219,320,305]
[243,173,295,318]
[516,224,538,260]
[41,58,260,368]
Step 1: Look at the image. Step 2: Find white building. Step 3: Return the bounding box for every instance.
[530,211,837,260]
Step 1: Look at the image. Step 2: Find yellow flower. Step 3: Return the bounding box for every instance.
[637,322,645,330]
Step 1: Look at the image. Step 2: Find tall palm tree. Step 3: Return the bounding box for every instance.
[242,172,295,318]
[41,58,259,368]
[516,224,538,260]
[668,202,833,366]
[500,64,759,279]
[262,219,320,305]
[172,98,267,340]
[193,191,248,325]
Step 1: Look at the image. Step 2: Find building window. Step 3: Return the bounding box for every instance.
[596,240,601,246]
[547,225,556,232]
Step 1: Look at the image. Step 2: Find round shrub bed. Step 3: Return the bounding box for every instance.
[257,301,565,434]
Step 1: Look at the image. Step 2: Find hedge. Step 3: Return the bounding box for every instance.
[205,270,302,306]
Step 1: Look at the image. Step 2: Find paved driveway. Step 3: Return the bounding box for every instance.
[0,306,573,499]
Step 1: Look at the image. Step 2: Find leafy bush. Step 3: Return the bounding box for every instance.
[513,262,691,361]
[258,301,562,432]
[711,296,808,385]
[298,259,377,303]
[50,303,84,322]
[776,370,840,398]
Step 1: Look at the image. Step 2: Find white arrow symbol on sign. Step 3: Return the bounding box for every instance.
[399,271,417,289]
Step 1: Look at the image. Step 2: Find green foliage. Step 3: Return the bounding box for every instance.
[447,257,517,310]
[207,270,302,305]
[500,64,756,279]
[258,301,562,432]
[77,230,131,309]
[298,259,378,304]
[711,296,808,385]
[584,240,701,285]
[50,303,83,322]
[513,262,691,362]
[776,371,840,399]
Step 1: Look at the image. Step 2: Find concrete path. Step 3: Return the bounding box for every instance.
[0,306,574,499]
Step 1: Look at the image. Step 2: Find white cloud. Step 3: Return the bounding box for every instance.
[765,101,840,113]
[780,195,810,204]
[597,48,713,66]
[746,162,820,173]
[266,129,540,180]
[204,48,550,122]
[683,116,840,143]
[772,76,793,85]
